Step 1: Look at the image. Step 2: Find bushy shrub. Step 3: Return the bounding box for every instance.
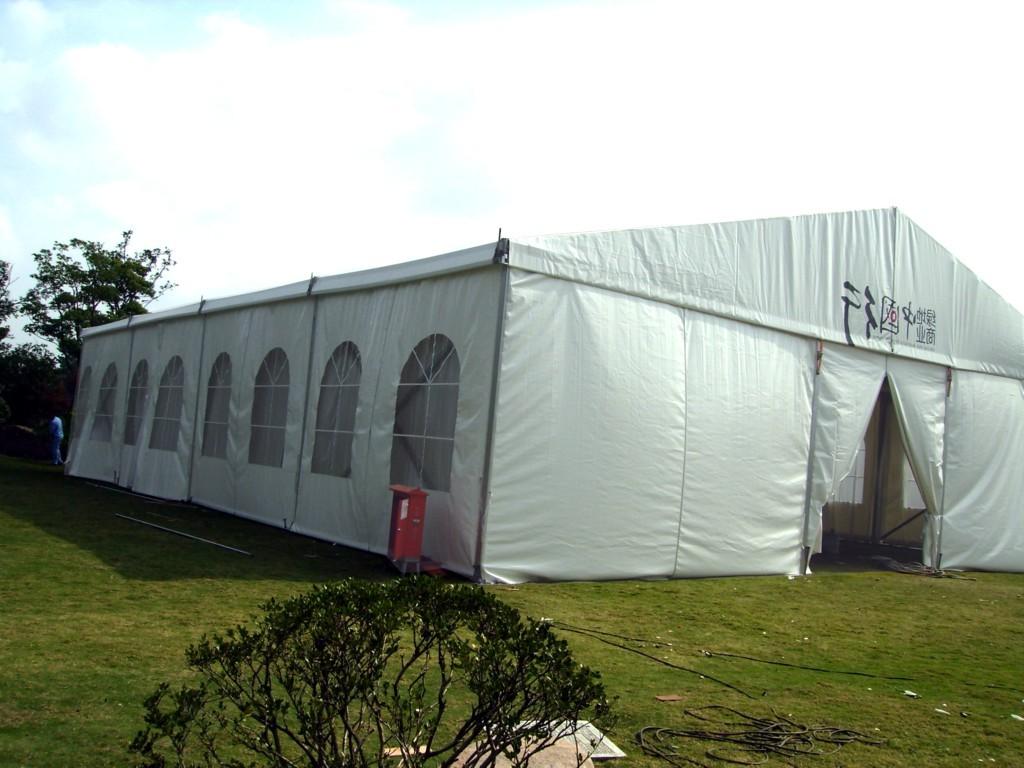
[130,578,612,767]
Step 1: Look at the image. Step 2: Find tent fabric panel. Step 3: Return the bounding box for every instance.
[67,332,132,482]
[941,372,1024,571]
[292,287,399,550]
[188,300,313,525]
[482,270,686,583]
[115,317,204,500]
[805,343,886,550]
[231,300,314,527]
[674,313,814,577]
[355,269,500,575]
[509,209,898,360]
[884,356,947,565]
[189,308,253,514]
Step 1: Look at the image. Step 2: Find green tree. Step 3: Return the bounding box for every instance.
[0,260,15,422]
[0,259,15,345]
[20,231,175,370]
[0,343,68,426]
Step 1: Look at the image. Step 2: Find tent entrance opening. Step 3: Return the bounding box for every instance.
[819,381,928,561]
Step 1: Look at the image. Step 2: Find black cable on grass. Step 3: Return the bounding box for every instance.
[551,620,1014,697]
[546,621,756,700]
[700,650,914,681]
[636,706,883,767]
[550,622,671,646]
[549,621,911,685]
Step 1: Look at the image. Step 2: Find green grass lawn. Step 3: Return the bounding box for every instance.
[0,455,1021,767]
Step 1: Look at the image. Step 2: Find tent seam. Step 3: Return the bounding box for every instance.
[185,316,208,501]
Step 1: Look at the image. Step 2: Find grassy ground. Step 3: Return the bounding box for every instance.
[0,455,1021,767]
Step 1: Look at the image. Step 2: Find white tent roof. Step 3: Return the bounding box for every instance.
[82,242,500,336]
[509,208,1024,379]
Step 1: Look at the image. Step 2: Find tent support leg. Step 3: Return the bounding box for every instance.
[798,341,824,576]
[290,291,321,530]
[185,311,208,502]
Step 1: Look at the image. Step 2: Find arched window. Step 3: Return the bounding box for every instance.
[90,363,118,442]
[202,353,232,459]
[391,334,459,491]
[124,360,149,446]
[149,356,185,451]
[312,342,361,477]
[73,366,93,438]
[248,348,289,467]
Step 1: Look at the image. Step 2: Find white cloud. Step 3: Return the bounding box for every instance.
[14,129,58,165]
[0,52,31,113]
[0,205,15,251]
[6,0,62,40]
[321,0,411,28]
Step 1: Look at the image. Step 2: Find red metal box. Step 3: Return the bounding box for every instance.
[388,484,428,570]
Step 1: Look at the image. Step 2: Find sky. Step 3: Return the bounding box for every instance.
[2,0,1023,339]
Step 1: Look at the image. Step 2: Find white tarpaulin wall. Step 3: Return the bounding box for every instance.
[71,264,499,578]
[69,208,1024,581]
[68,326,132,482]
[673,313,813,577]
[291,269,500,575]
[482,273,815,582]
[942,372,1024,570]
[189,299,315,526]
[119,315,205,500]
[482,271,687,582]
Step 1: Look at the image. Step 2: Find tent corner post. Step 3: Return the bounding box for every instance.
[473,263,511,575]
[799,546,811,575]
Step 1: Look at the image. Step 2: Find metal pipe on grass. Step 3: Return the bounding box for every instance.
[115,513,252,556]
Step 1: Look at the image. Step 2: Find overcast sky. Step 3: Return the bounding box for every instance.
[2,0,1023,335]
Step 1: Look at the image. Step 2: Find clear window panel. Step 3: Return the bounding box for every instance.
[203,421,227,459]
[269,387,289,428]
[315,386,342,431]
[394,384,428,437]
[74,368,92,439]
[425,384,459,440]
[391,335,460,490]
[90,363,118,442]
[421,436,454,492]
[390,434,424,486]
[149,357,185,451]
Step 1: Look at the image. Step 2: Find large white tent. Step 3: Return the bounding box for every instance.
[67,208,1024,582]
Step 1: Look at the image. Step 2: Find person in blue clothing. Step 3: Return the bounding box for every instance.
[49,414,64,465]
